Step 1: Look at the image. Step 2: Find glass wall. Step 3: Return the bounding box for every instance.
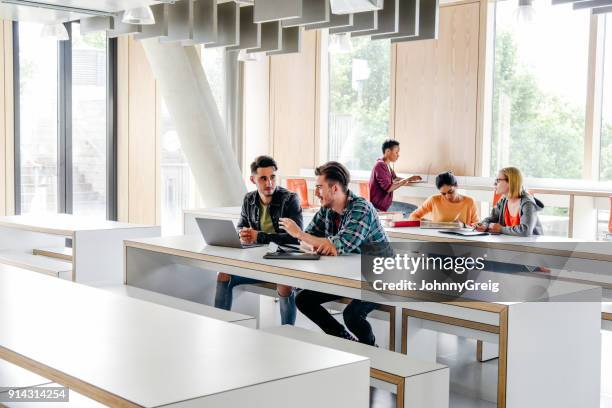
[16,22,113,218]
[327,35,391,172]
[71,23,107,217]
[17,23,59,214]
[489,0,590,179]
[600,16,612,182]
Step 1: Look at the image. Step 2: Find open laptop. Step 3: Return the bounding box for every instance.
[195,217,262,249]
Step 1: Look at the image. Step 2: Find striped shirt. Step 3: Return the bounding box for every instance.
[305,190,389,255]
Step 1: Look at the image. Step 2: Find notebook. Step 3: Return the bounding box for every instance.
[439,229,489,237]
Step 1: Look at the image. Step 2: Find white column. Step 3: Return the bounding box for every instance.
[141,39,247,207]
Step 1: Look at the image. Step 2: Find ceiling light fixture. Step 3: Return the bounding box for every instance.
[328,33,353,53]
[0,0,113,17]
[237,49,263,62]
[122,6,155,25]
[514,0,536,23]
[40,22,69,40]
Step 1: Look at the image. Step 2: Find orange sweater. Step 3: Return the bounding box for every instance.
[409,195,480,225]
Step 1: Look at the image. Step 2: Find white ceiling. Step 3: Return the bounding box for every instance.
[0,0,163,24]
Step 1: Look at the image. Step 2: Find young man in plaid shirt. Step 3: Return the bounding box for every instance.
[280,161,388,345]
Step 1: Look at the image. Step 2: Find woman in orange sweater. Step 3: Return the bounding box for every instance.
[408,171,479,225]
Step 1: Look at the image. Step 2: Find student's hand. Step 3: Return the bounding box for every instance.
[314,240,338,256]
[239,228,258,244]
[488,223,502,233]
[279,218,302,238]
[474,223,488,232]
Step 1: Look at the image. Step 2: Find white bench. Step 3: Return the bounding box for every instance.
[0,359,115,407]
[0,383,106,407]
[603,302,612,331]
[32,247,73,262]
[0,250,72,280]
[264,325,449,408]
[0,359,51,390]
[241,283,397,349]
[100,285,256,328]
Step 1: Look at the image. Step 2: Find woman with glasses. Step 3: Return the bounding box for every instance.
[408,171,479,225]
[475,167,544,236]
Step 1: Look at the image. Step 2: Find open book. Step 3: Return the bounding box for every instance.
[419,220,463,230]
[439,229,489,237]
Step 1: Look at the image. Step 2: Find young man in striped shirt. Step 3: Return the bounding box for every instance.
[280,161,388,345]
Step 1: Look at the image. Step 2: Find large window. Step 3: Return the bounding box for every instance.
[15,22,115,218]
[17,23,59,214]
[160,48,225,235]
[489,0,590,180]
[600,16,612,181]
[328,35,390,172]
[71,23,108,218]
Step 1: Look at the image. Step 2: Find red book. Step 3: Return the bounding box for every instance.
[390,220,420,228]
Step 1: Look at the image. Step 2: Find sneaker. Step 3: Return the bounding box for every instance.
[338,329,358,342]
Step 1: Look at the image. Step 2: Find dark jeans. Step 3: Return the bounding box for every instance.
[296,290,377,345]
[215,275,296,325]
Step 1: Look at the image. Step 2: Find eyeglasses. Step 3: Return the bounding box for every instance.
[494,178,508,184]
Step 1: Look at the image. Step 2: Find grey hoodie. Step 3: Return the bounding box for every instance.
[482,193,545,237]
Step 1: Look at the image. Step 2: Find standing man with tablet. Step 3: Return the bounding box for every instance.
[368,139,421,215]
[280,162,388,345]
[214,155,303,325]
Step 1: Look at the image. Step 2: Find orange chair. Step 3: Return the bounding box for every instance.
[286,178,312,209]
[359,182,370,201]
[608,196,612,233]
[492,191,503,206]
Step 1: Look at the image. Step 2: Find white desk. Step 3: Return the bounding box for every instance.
[184,207,612,294]
[0,265,369,408]
[184,206,612,259]
[286,171,612,239]
[0,214,160,285]
[124,235,602,408]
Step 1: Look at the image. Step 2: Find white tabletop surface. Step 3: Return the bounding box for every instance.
[265,326,447,378]
[185,207,612,257]
[0,359,50,389]
[126,235,599,303]
[0,265,367,407]
[0,214,154,235]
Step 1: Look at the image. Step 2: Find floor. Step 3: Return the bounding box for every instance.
[273,296,611,408]
[369,330,612,408]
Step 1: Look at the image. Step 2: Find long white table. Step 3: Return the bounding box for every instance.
[124,234,602,408]
[0,265,369,408]
[184,207,612,295]
[285,171,612,239]
[0,214,160,285]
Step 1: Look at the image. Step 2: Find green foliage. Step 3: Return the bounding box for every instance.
[490,31,584,179]
[329,37,390,170]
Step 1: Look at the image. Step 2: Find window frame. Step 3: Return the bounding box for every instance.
[13,21,118,220]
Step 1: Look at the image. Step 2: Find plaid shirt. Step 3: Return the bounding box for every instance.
[305,190,389,255]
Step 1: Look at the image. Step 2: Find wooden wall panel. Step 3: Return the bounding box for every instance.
[0,22,6,216]
[1,21,13,216]
[393,1,480,177]
[117,36,129,222]
[270,29,318,177]
[118,36,159,225]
